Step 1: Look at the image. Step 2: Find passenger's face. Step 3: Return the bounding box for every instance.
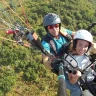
[75,40,89,55]
[48,24,59,37]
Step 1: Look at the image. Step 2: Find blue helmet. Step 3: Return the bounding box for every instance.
[43,13,61,26]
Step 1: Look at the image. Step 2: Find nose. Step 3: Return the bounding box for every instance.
[80,46,85,50]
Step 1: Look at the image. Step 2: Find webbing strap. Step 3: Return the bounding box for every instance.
[49,40,57,55]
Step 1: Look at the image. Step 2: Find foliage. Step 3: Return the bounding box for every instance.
[0,0,96,96]
[0,66,16,95]
[24,0,96,29]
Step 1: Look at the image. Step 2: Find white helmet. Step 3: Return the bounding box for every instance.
[74,29,93,44]
[73,29,93,50]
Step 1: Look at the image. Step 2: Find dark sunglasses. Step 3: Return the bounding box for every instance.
[48,24,59,29]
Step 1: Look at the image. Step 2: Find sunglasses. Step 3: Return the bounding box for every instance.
[48,24,59,29]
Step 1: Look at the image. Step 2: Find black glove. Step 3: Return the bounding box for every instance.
[60,41,71,53]
[89,54,96,63]
[51,59,63,75]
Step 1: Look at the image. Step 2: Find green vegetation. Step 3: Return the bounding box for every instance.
[0,0,96,96]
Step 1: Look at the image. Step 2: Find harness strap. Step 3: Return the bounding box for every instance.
[41,27,72,56]
[49,40,57,55]
[41,34,57,55]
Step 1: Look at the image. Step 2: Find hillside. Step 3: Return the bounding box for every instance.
[0,0,96,96]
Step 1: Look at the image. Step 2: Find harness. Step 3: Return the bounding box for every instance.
[42,33,72,56]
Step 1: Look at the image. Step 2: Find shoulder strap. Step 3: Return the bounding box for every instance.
[41,34,57,55]
[41,28,72,56]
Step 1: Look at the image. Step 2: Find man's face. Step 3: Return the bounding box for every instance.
[48,24,59,37]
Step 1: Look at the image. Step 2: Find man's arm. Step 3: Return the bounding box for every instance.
[41,40,53,69]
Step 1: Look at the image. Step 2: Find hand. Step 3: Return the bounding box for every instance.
[82,90,93,96]
[42,54,56,69]
[68,70,81,84]
[91,42,96,53]
[49,55,56,62]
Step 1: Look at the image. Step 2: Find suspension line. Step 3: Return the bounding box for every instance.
[2,0,32,29]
